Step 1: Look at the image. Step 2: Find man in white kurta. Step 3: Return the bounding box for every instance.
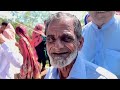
[0,34,23,79]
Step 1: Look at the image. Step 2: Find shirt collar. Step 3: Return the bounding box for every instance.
[51,53,87,79]
[67,53,86,79]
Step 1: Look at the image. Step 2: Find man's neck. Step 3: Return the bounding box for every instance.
[97,24,104,29]
[94,15,114,30]
[94,21,105,29]
[58,59,76,79]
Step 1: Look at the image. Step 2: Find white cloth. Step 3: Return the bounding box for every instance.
[0,41,23,79]
[44,52,117,79]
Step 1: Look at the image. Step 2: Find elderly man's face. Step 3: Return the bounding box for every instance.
[46,18,81,68]
[89,11,115,26]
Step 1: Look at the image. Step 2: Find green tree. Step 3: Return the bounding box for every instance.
[10,11,51,36]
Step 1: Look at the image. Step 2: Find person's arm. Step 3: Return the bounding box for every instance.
[1,41,23,68]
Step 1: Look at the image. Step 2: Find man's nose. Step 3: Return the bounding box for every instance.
[55,39,64,49]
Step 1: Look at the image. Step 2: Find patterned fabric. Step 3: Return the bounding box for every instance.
[15,25,41,79]
[32,24,45,47]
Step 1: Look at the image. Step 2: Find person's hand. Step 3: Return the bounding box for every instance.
[0,34,8,44]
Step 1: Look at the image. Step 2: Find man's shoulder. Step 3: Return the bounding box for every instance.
[82,22,93,36]
[44,66,56,79]
[85,60,118,79]
[82,22,92,30]
[47,66,54,71]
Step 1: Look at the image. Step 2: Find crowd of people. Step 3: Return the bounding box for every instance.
[0,21,50,79]
[0,11,120,79]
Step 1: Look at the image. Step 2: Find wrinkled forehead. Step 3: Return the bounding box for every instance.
[46,18,75,35]
[47,30,75,38]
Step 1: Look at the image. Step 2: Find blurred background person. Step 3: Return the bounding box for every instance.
[0,21,16,42]
[0,22,23,79]
[80,11,120,78]
[32,24,50,72]
[15,25,41,79]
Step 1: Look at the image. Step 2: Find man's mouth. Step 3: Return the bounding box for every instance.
[51,52,69,58]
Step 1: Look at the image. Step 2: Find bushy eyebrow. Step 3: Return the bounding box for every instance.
[61,33,74,39]
[47,33,74,39]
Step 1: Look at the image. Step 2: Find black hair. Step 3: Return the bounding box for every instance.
[1,21,8,26]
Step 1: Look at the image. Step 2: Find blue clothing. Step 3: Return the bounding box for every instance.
[84,14,90,25]
[80,15,120,78]
[44,52,117,79]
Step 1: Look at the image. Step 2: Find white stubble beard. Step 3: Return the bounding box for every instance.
[47,48,78,68]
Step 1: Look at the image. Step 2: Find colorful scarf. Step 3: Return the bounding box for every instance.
[32,24,45,47]
[15,25,41,79]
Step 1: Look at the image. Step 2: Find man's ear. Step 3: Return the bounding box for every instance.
[78,36,84,50]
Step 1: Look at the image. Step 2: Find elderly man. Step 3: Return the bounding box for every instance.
[44,12,117,79]
[0,24,23,79]
[80,11,120,78]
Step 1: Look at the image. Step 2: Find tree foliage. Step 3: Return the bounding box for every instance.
[10,11,51,36]
[0,11,87,41]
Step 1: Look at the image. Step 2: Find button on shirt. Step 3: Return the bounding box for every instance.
[79,15,120,78]
[0,41,23,79]
[44,52,117,79]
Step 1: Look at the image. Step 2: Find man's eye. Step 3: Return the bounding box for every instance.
[62,37,74,42]
[47,37,55,43]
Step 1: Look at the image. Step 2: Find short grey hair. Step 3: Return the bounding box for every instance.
[45,12,82,39]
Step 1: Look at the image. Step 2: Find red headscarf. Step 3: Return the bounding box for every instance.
[32,24,45,47]
[15,25,41,79]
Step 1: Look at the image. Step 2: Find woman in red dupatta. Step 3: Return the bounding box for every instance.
[15,25,41,79]
[32,24,45,47]
[32,24,50,72]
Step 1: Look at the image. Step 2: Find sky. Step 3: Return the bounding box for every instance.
[0,11,14,19]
